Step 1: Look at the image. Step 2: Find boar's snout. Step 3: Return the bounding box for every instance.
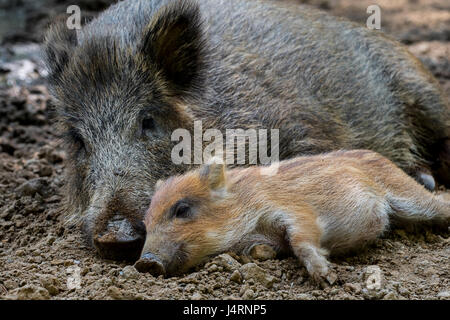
[134,252,166,276]
[93,217,145,262]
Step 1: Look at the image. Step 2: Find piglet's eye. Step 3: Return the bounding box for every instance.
[171,201,192,219]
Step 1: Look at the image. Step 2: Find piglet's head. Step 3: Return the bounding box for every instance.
[134,160,229,276]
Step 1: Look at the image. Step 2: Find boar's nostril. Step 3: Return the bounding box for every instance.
[93,218,145,262]
[94,232,145,262]
[134,253,165,276]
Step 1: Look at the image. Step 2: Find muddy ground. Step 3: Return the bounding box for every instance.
[0,0,449,300]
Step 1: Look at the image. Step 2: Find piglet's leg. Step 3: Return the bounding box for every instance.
[294,243,336,287]
[286,212,336,287]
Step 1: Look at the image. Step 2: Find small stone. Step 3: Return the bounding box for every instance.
[40,275,61,296]
[329,288,340,295]
[364,265,383,290]
[311,290,323,297]
[239,263,276,288]
[423,266,437,277]
[344,283,361,294]
[326,270,338,285]
[239,255,252,264]
[106,286,138,300]
[63,260,74,267]
[14,219,25,228]
[382,291,399,300]
[49,151,65,164]
[123,265,140,280]
[296,293,313,300]
[15,178,49,197]
[362,288,387,300]
[46,236,56,245]
[0,203,14,220]
[4,280,18,290]
[81,267,89,276]
[229,270,242,283]
[50,259,65,266]
[249,244,276,261]
[212,254,241,272]
[13,285,51,300]
[1,221,14,228]
[239,285,249,296]
[90,264,102,274]
[107,286,124,300]
[345,266,355,271]
[223,295,240,300]
[191,292,204,300]
[208,264,218,273]
[38,166,53,177]
[437,291,450,299]
[241,289,255,300]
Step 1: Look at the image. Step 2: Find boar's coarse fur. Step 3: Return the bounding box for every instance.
[43,0,450,261]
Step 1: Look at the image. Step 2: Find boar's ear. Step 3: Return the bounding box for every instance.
[200,158,226,191]
[43,17,78,83]
[140,0,204,93]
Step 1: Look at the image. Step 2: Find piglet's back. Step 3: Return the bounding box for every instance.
[227,150,405,206]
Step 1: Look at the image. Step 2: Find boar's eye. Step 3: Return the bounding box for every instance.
[142,117,156,137]
[67,129,86,154]
[170,200,193,219]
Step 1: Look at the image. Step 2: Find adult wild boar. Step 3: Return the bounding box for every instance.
[43,0,449,260]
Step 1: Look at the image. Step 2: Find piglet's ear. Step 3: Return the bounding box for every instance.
[154,179,164,191]
[43,16,78,83]
[140,0,205,93]
[200,158,226,190]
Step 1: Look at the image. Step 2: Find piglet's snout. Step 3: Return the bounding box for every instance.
[134,252,166,276]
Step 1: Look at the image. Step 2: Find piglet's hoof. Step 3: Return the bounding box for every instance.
[325,270,338,285]
[310,268,338,289]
